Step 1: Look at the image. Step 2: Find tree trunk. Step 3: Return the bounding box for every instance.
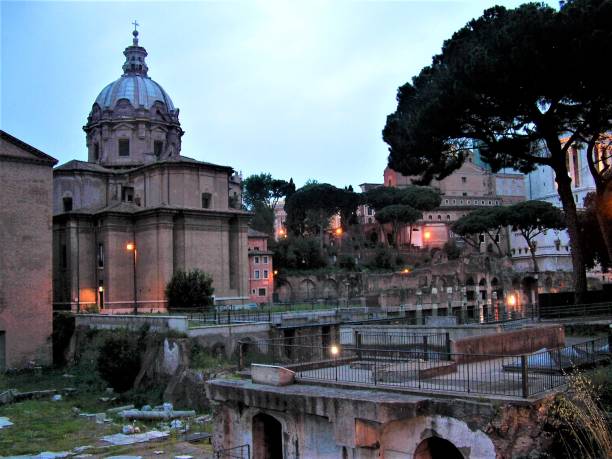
[555,171,587,304]
[594,185,612,261]
[528,243,540,274]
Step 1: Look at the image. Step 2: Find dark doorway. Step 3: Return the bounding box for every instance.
[414,437,463,459]
[252,413,283,459]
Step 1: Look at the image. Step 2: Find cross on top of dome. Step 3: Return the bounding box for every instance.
[122,21,148,77]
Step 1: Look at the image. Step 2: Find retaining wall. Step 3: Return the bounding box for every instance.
[75,314,188,333]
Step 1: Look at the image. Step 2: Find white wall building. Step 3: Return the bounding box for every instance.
[509,143,596,272]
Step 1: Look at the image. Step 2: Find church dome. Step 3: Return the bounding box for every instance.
[94,75,175,111]
[84,26,183,166]
[89,28,177,115]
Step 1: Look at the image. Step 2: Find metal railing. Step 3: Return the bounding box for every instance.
[178,306,411,327]
[538,302,612,320]
[243,336,610,398]
[215,444,250,459]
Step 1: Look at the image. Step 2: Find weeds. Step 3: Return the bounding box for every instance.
[548,370,612,459]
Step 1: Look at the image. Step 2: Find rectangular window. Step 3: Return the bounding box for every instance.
[263,256,268,264]
[154,140,164,157]
[367,207,373,216]
[201,192,211,209]
[264,270,269,279]
[254,256,260,264]
[121,186,134,202]
[254,270,260,279]
[258,288,266,297]
[461,177,467,183]
[94,143,99,161]
[97,243,104,268]
[63,197,73,212]
[118,139,130,157]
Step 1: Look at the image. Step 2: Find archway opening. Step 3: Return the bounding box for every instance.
[414,436,463,459]
[252,413,283,459]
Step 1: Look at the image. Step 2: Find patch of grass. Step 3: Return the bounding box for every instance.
[190,345,233,371]
[0,393,120,454]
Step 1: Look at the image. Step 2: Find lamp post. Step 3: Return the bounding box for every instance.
[126,242,137,314]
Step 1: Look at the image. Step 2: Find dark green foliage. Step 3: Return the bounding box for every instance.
[96,332,142,393]
[364,185,440,247]
[249,203,275,235]
[165,269,214,309]
[242,173,295,211]
[271,236,328,270]
[375,205,422,247]
[364,185,440,211]
[506,201,566,272]
[451,207,508,255]
[383,0,612,299]
[337,255,357,270]
[367,247,402,270]
[443,240,461,260]
[285,183,359,239]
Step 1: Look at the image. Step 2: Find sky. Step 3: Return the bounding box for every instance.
[2,0,541,190]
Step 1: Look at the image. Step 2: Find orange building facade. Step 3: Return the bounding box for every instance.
[247,229,274,304]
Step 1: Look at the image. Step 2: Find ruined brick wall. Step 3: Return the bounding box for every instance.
[0,140,55,368]
[452,325,565,362]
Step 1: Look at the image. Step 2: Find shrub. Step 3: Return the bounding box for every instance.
[97,332,142,392]
[443,240,461,260]
[337,255,356,270]
[165,269,214,309]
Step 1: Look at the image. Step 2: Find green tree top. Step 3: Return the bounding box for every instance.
[242,173,295,211]
[165,269,214,310]
[383,0,612,299]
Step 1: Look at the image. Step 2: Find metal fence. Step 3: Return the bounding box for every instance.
[538,302,612,320]
[214,444,250,459]
[243,336,610,398]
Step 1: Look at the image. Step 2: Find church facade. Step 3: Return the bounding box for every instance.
[53,30,250,313]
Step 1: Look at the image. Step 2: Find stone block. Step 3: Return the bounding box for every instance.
[251,364,295,386]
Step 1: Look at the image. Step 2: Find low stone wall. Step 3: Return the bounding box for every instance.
[342,324,503,343]
[452,325,565,363]
[188,322,271,358]
[75,314,188,333]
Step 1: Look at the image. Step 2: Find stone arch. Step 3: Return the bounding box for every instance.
[237,408,299,459]
[300,279,316,300]
[491,277,499,287]
[478,277,487,287]
[465,277,475,286]
[414,436,464,459]
[322,278,339,299]
[380,415,495,459]
[275,280,293,303]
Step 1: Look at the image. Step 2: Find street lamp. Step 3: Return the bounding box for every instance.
[126,242,137,314]
[424,230,432,242]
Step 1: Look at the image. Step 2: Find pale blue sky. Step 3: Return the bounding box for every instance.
[2,0,540,189]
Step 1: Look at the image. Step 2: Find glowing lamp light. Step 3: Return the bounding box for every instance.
[98,286,104,293]
[330,345,340,356]
[273,270,278,276]
[402,268,411,274]
[424,231,432,241]
[507,294,517,307]
[334,227,343,236]
[126,242,136,251]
